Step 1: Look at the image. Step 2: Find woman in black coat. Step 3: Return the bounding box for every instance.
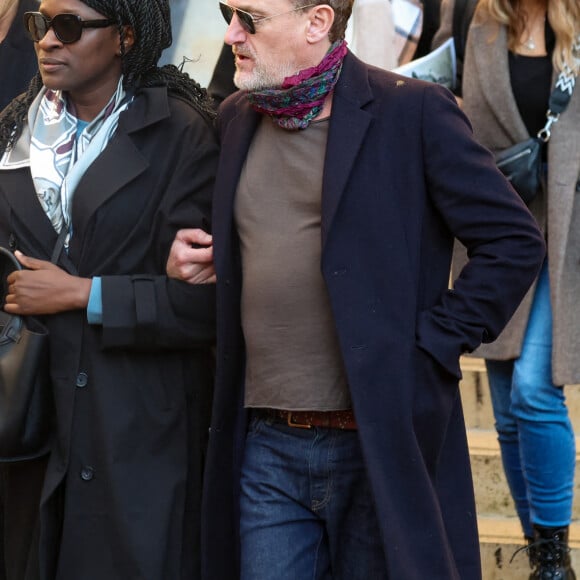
[0,0,217,578]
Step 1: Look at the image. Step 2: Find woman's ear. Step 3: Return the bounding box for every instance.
[305,4,334,43]
[121,26,135,53]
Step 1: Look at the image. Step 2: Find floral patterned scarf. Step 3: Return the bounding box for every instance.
[247,40,348,130]
[27,78,130,239]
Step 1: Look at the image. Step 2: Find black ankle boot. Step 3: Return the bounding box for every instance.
[528,525,576,580]
[526,535,537,570]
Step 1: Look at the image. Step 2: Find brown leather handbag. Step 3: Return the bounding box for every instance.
[0,246,52,461]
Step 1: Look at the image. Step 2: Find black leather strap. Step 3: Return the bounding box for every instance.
[50,228,68,265]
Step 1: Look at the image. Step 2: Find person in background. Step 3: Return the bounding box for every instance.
[457,0,579,576]
[167,0,546,578]
[415,0,442,56]
[207,41,237,107]
[431,0,478,97]
[0,0,217,578]
[0,1,41,579]
[0,0,39,111]
[347,0,398,70]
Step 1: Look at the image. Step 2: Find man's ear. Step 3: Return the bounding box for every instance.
[305,4,335,43]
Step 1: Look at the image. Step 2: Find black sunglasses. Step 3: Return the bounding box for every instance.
[23,11,114,44]
[218,1,317,35]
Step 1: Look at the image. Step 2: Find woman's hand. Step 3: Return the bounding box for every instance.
[166,229,216,284]
[4,251,92,315]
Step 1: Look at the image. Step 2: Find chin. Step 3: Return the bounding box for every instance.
[40,79,66,94]
[233,73,257,91]
[234,73,284,92]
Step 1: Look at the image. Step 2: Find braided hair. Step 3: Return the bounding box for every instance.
[0,0,215,155]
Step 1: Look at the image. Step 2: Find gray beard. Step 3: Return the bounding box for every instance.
[234,60,299,91]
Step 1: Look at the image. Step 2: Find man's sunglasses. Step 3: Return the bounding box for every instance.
[23,11,114,44]
[218,1,317,35]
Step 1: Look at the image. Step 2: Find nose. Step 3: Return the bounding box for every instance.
[224,12,248,46]
[37,25,62,48]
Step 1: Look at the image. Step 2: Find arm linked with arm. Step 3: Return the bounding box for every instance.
[99,114,219,351]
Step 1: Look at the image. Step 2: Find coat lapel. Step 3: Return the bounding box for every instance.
[470,24,529,142]
[213,100,260,274]
[70,87,169,249]
[547,83,580,285]
[71,132,148,240]
[0,168,56,247]
[0,169,78,271]
[214,54,373,265]
[321,53,373,247]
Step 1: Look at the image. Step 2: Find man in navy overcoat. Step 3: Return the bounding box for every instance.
[168,1,545,578]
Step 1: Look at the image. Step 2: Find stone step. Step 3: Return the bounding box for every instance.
[459,357,580,432]
[460,357,495,431]
[460,363,580,577]
[468,429,580,519]
[478,516,580,579]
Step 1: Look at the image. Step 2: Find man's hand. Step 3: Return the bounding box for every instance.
[166,229,216,284]
[5,251,92,315]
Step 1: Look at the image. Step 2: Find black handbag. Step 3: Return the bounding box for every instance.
[494,63,577,205]
[494,137,544,205]
[0,246,52,461]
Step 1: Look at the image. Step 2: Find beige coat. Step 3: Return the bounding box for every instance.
[458,8,580,384]
[348,0,398,70]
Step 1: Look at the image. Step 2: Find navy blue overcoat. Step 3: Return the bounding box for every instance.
[202,52,545,580]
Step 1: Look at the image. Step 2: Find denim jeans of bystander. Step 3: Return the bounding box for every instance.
[486,260,575,535]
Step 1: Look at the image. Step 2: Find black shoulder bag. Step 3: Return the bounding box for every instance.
[0,230,68,461]
[494,63,577,205]
[0,248,51,460]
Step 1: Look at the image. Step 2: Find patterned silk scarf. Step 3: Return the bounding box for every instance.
[27,78,131,238]
[247,40,348,130]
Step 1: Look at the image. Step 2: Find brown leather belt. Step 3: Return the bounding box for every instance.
[255,408,357,430]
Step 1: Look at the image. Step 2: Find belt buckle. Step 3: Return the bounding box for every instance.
[287,412,312,429]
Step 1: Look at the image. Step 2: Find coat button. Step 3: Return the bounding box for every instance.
[76,372,88,388]
[8,234,16,250]
[80,466,94,481]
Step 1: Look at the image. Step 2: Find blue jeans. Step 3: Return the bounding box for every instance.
[486,261,575,537]
[240,414,387,580]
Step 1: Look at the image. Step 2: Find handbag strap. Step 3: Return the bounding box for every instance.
[538,37,580,142]
[51,226,78,275]
[50,227,68,265]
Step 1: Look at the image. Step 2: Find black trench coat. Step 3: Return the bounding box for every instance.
[0,87,218,580]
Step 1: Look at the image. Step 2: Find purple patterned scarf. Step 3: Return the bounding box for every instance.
[247,40,348,130]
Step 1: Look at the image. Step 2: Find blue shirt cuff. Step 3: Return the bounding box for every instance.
[87,277,103,325]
